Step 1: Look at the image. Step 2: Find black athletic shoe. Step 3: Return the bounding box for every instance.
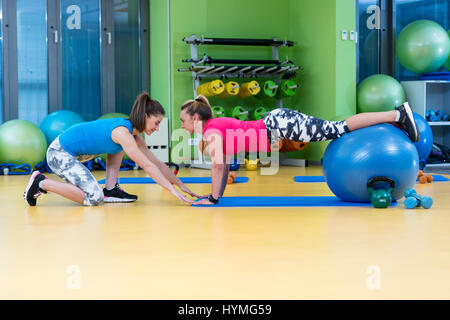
[103,183,138,203]
[24,171,48,206]
[395,102,420,143]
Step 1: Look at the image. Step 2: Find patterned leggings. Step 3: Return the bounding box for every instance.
[46,138,104,206]
[263,108,350,144]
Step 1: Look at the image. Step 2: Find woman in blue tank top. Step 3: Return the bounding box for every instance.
[24,93,198,206]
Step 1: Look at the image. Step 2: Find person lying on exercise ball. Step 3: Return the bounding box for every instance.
[180,95,419,206]
[24,93,199,207]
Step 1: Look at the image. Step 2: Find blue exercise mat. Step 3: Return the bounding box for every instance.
[294,176,326,183]
[294,175,450,183]
[98,176,249,184]
[193,196,397,207]
[419,175,450,182]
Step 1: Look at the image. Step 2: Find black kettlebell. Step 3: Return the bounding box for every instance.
[367,177,395,209]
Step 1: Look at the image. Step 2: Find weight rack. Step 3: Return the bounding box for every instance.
[178,34,301,108]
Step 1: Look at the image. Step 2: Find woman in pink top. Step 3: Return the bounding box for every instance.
[180,95,419,205]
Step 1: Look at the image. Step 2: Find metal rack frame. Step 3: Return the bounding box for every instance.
[178,34,300,108]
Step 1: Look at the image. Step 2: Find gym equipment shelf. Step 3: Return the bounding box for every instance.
[402,80,450,168]
[178,34,300,108]
[179,34,301,169]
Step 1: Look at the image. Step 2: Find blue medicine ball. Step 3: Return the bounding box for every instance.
[40,110,84,145]
[413,113,433,162]
[323,124,419,202]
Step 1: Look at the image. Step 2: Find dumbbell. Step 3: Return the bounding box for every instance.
[218,81,240,98]
[428,110,437,122]
[258,80,279,98]
[404,188,433,209]
[418,170,433,183]
[238,81,261,98]
[230,106,249,121]
[251,106,268,120]
[227,171,237,184]
[212,106,225,118]
[276,80,299,98]
[196,80,225,97]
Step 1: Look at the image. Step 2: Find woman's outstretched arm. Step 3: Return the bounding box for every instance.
[112,127,193,204]
[135,135,201,198]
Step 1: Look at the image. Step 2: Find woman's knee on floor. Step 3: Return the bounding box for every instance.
[84,187,104,206]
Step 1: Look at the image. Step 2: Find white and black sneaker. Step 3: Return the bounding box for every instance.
[395,102,420,143]
[103,183,138,203]
[24,171,48,206]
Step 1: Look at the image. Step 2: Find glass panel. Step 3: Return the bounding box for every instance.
[0,0,3,125]
[61,0,101,120]
[114,0,140,115]
[395,0,450,80]
[357,0,381,83]
[17,0,48,125]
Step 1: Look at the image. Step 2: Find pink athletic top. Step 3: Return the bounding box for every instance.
[203,118,270,156]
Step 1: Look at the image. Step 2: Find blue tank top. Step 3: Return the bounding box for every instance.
[59,118,134,156]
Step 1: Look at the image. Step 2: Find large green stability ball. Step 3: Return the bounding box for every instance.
[357,74,406,113]
[444,30,450,71]
[98,112,129,120]
[0,120,47,167]
[396,20,450,74]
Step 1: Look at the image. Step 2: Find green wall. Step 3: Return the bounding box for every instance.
[150,0,357,161]
[150,0,170,113]
[286,0,357,161]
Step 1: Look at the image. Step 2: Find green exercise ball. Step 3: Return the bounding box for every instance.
[97,112,130,161]
[97,112,129,120]
[0,120,47,167]
[396,20,450,74]
[357,74,406,113]
[444,30,450,71]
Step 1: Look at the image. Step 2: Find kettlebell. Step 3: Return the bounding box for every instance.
[367,177,395,209]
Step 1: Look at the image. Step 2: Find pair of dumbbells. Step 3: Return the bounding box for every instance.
[426,110,449,122]
[404,188,433,209]
[418,170,433,184]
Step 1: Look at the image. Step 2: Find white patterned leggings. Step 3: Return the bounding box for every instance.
[46,138,104,206]
[263,108,350,144]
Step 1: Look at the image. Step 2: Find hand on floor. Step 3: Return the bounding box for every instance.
[179,185,202,199]
[192,198,215,206]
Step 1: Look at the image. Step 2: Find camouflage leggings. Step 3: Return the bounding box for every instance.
[263,108,350,144]
[46,138,104,206]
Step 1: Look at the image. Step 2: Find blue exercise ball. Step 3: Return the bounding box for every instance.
[40,110,84,145]
[414,113,433,162]
[323,124,419,202]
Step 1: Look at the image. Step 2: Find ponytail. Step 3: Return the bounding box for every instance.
[129,92,165,132]
[181,95,213,122]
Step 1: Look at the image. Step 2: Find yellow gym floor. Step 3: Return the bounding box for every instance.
[1,166,449,299]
